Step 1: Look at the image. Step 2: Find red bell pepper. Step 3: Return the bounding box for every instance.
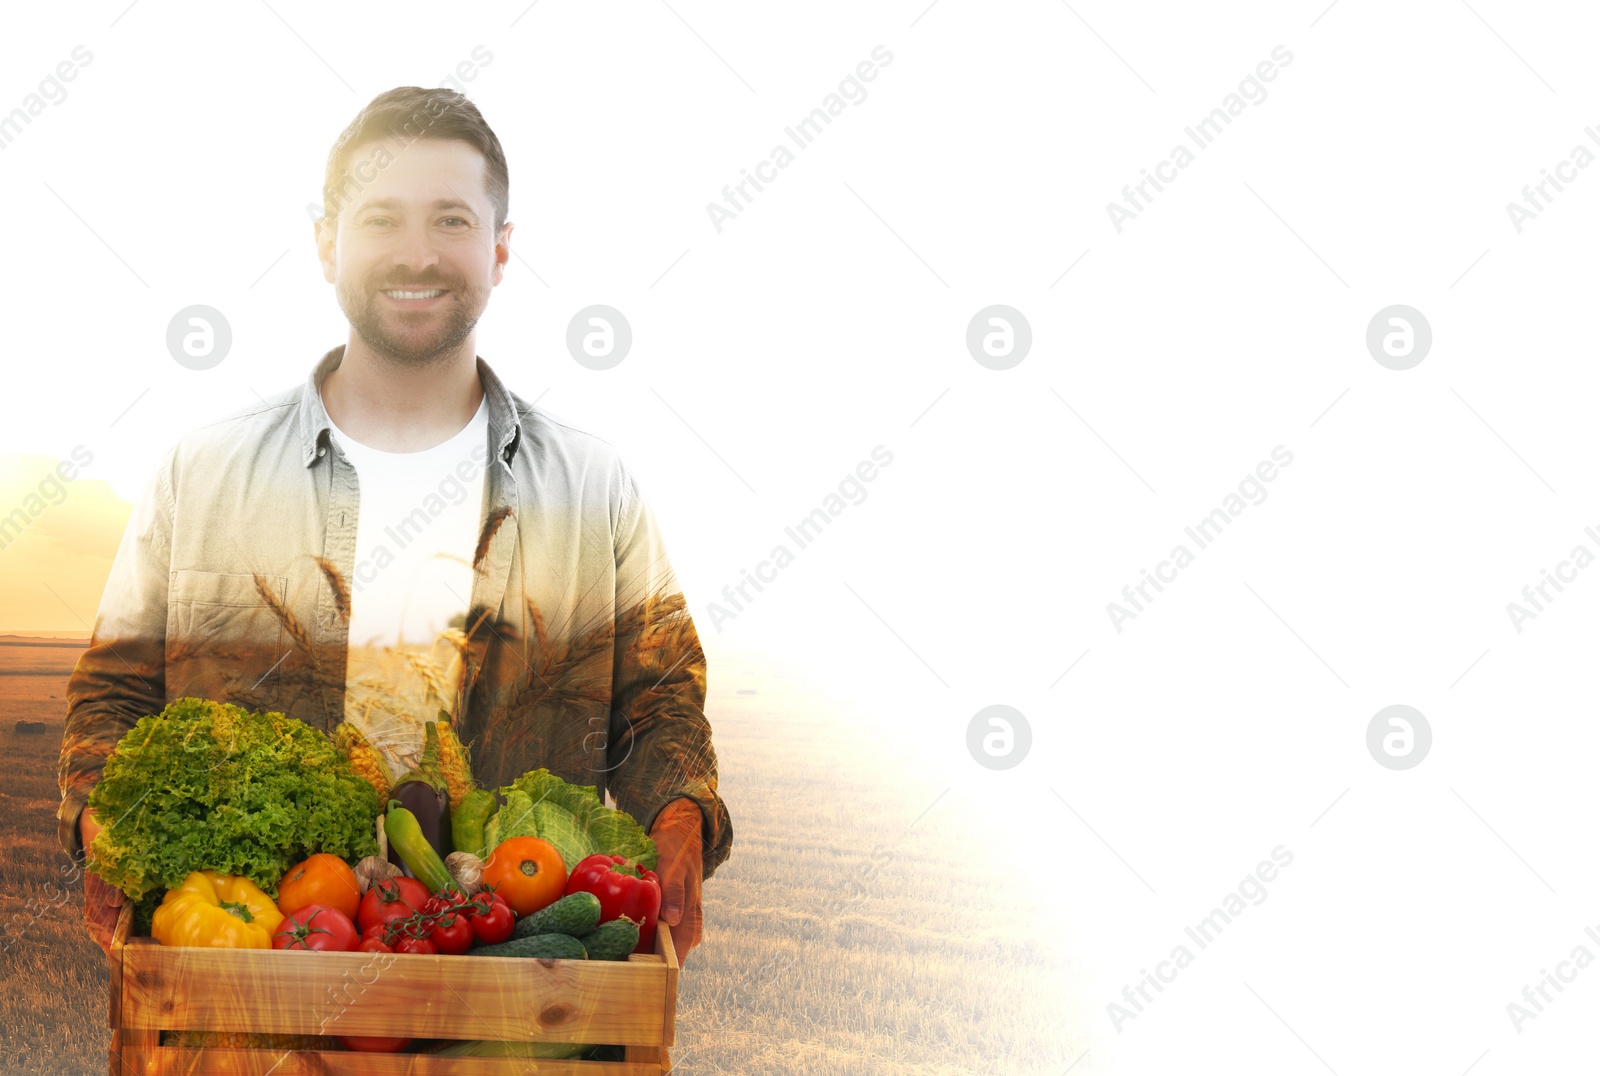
[563,855,662,956]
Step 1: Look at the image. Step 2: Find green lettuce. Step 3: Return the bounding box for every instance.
[85,697,381,903]
[492,769,656,871]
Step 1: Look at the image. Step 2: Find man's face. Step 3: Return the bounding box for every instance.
[317,138,510,366]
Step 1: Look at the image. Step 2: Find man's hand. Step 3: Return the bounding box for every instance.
[649,798,703,967]
[79,807,124,956]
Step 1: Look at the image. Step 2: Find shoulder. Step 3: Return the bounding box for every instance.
[150,386,303,500]
[504,393,645,530]
[509,394,635,483]
[168,385,299,459]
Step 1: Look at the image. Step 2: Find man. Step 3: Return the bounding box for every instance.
[57,86,731,965]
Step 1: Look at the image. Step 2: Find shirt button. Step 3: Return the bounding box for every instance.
[317,447,325,457]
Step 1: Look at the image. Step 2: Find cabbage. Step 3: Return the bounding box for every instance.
[490,769,656,870]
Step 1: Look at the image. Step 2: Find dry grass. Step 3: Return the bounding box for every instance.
[2,643,1081,1075]
[668,661,1084,1075]
[0,645,114,1076]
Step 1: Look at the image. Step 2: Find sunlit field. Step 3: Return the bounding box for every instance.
[0,640,1083,1075]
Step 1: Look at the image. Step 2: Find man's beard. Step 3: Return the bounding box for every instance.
[337,272,485,367]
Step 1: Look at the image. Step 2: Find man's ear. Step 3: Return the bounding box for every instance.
[491,221,513,287]
[314,216,337,284]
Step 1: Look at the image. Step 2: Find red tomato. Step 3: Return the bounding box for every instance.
[428,909,474,955]
[466,893,515,946]
[357,937,393,954]
[272,905,359,952]
[337,1034,411,1052]
[393,934,436,956]
[356,876,430,934]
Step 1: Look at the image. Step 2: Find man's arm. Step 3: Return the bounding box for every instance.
[55,453,173,860]
[604,466,732,880]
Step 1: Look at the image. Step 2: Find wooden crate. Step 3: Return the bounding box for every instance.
[107,901,678,1075]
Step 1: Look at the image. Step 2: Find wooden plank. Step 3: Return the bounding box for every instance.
[622,1043,663,1067]
[109,901,132,1030]
[135,1047,662,1075]
[657,923,678,1050]
[121,942,670,1043]
[119,1029,158,1076]
[109,903,161,1076]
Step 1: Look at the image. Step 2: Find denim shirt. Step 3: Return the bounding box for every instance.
[56,345,732,880]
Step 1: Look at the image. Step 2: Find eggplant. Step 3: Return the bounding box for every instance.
[384,723,452,877]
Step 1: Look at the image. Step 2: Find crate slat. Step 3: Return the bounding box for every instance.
[135,1046,663,1075]
[122,941,669,1042]
[658,923,678,1054]
[110,901,132,1030]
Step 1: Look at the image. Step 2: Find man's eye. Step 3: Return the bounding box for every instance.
[443,217,468,226]
[364,218,390,227]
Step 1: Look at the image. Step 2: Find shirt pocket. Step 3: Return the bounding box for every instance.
[167,570,291,661]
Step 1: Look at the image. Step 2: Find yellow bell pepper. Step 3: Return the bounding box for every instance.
[151,871,285,948]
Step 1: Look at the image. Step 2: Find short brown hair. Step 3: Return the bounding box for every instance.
[321,86,509,233]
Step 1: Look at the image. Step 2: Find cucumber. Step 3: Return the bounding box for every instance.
[578,916,640,961]
[471,933,588,960]
[513,892,603,939]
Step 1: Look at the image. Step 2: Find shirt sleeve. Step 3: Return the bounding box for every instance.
[55,451,174,860]
[604,465,733,881]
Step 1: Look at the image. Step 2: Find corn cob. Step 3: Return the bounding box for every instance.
[431,711,477,809]
[334,722,392,803]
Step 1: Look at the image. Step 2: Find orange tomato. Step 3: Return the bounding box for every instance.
[277,853,362,921]
[482,837,568,917]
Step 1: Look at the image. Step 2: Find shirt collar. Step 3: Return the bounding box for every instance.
[299,344,522,468]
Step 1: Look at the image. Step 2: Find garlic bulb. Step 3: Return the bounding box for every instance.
[353,855,401,893]
[445,852,485,896]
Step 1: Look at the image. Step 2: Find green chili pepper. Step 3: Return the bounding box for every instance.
[386,799,458,894]
[452,789,499,860]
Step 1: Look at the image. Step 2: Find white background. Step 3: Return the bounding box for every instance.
[5,1,1599,1072]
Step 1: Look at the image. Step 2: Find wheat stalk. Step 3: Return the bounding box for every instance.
[312,556,351,623]
[473,505,512,571]
[400,649,452,707]
[252,573,315,654]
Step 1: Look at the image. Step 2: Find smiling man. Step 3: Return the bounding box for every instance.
[58,87,731,965]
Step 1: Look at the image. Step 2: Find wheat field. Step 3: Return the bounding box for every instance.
[0,639,1085,1075]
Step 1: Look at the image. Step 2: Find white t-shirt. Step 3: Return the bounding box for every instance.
[325,392,490,783]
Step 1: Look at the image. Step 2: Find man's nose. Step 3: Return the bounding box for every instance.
[392,225,442,274]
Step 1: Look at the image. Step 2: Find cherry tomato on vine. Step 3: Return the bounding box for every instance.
[466,893,515,945]
[393,934,437,956]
